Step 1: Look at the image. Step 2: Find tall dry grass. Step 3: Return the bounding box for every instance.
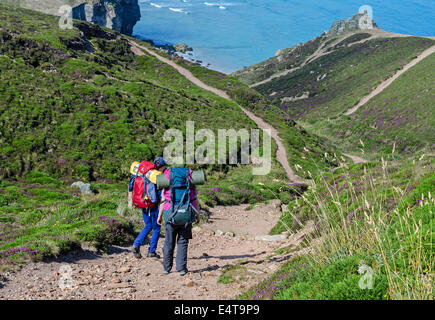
[281,152,433,299]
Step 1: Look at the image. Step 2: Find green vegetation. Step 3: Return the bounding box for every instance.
[201,163,304,209]
[139,20,434,302]
[218,264,247,284]
[252,36,433,122]
[0,4,306,263]
[316,52,435,157]
[235,32,434,159]
[0,4,433,301]
[148,48,341,179]
[326,33,371,52]
[232,36,325,85]
[0,171,140,266]
[242,155,434,300]
[0,4,302,265]
[0,4,258,181]
[233,28,435,300]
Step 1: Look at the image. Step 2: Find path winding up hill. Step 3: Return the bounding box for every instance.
[130,41,307,185]
[248,29,434,89]
[344,44,435,115]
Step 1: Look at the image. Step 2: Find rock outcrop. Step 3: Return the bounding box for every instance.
[174,43,193,53]
[72,0,141,36]
[327,11,378,37]
[4,0,141,36]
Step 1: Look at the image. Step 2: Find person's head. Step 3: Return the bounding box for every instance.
[154,157,167,171]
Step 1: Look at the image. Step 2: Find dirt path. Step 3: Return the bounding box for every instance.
[344,44,435,115]
[0,202,314,300]
[249,31,379,88]
[130,44,232,100]
[343,153,367,164]
[130,42,306,185]
[0,39,316,301]
[249,40,326,88]
[249,39,330,88]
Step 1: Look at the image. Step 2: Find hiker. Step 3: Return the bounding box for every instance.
[131,158,168,259]
[157,167,200,276]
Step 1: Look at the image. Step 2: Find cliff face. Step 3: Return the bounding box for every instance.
[72,0,141,36]
[1,0,141,36]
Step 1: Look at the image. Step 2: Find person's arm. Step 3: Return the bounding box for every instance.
[128,175,136,192]
[157,190,165,225]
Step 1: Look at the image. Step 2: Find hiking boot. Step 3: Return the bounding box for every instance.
[163,270,170,275]
[132,246,142,259]
[179,269,188,276]
[147,252,161,259]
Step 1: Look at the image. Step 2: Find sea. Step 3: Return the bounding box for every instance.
[133,0,435,74]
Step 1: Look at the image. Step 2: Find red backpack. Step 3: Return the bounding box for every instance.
[132,161,157,209]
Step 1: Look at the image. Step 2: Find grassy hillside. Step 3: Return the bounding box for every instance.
[234,31,434,159]
[0,4,308,264]
[0,4,257,181]
[1,4,432,301]
[316,51,435,157]
[232,24,434,300]
[233,35,325,85]
[250,36,433,121]
[140,47,343,179]
[241,155,435,300]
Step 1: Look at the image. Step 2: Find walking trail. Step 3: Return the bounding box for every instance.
[248,29,385,88]
[342,153,367,164]
[130,42,307,185]
[0,40,317,300]
[0,202,316,300]
[344,44,435,115]
[249,30,435,89]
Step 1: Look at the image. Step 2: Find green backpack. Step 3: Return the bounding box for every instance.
[163,167,197,227]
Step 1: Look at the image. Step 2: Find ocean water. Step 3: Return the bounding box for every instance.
[133,0,435,74]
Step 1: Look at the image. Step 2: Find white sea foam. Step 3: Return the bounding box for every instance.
[150,3,162,8]
[169,7,189,14]
[204,2,233,7]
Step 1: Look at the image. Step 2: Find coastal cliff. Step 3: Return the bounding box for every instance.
[72,0,141,36]
[1,0,141,36]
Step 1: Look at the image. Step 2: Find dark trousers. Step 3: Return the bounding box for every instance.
[163,223,192,272]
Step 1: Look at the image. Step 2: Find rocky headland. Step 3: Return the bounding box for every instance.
[1,0,141,36]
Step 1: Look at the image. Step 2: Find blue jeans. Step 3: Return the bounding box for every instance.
[133,207,161,253]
